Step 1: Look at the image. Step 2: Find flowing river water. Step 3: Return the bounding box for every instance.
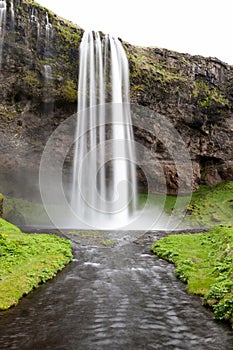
[0,230,232,350]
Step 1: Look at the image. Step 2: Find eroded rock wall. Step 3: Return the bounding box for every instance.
[0,0,232,196]
[127,45,233,191]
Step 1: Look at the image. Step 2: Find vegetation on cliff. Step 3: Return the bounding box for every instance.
[125,44,231,111]
[151,226,233,328]
[2,0,82,107]
[0,218,72,310]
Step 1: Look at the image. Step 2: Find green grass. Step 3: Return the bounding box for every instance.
[151,226,233,327]
[186,182,233,226]
[0,219,72,310]
[2,196,52,226]
[67,230,101,238]
[138,181,233,227]
[138,192,190,213]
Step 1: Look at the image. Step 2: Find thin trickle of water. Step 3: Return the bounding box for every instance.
[43,13,54,111]
[30,7,40,41]
[10,0,14,30]
[44,64,52,80]
[43,63,54,115]
[30,6,36,22]
[45,12,53,46]
[0,0,6,68]
[71,31,137,229]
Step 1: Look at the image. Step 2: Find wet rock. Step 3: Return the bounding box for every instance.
[5,208,26,226]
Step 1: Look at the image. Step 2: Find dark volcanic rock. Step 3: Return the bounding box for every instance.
[0,0,232,196]
[126,45,233,191]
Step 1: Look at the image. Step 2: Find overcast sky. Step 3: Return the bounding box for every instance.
[37,0,233,64]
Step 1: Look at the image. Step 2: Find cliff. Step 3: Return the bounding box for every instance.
[127,45,233,192]
[0,0,232,196]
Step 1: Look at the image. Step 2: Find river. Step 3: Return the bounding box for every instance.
[0,230,232,349]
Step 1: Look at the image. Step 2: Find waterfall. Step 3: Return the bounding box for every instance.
[0,0,6,68]
[31,7,40,41]
[44,64,52,80]
[71,31,137,228]
[45,12,53,45]
[43,14,54,115]
[10,0,14,30]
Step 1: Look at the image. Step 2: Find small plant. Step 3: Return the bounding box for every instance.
[14,104,23,113]
[213,297,233,322]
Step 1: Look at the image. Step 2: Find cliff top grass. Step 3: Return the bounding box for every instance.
[22,0,81,29]
[151,226,233,327]
[127,45,188,84]
[0,218,72,310]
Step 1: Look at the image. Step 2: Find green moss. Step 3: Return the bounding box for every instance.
[193,80,229,107]
[54,20,81,44]
[185,182,233,227]
[68,230,101,238]
[132,84,145,92]
[0,218,72,310]
[14,103,23,113]
[127,46,187,84]
[151,226,233,327]
[22,0,54,12]
[0,218,21,234]
[3,197,48,226]
[101,239,116,247]
[139,181,233,227]
[59,79,77,103]
[15,5,26,15]
[22,68,42,96]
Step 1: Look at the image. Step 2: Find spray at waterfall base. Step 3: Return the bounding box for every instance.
[39,103,193,231]
[39,31,193,231]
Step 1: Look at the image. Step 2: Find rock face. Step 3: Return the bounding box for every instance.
[126,45,233,192]
[0,0,83,196]
[0,0,232,196]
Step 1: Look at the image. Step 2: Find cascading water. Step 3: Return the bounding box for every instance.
[0,0,6,68]
[10,0,14,30]
[71,31,137,229]
[44,64,52,80]
[45,12,53,46]
[30,7,40,42]
[43,13,54,115]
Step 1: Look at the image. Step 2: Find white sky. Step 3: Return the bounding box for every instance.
[37,0,233,64]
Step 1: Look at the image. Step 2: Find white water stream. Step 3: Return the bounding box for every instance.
[71,31,137,228]
[0,0,6,67]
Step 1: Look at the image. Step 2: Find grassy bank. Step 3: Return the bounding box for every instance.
[2,196,50,226]
[139,181,233,227]
[151,226,233,327]
[184,182,233,227]
[0,219,72,310]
